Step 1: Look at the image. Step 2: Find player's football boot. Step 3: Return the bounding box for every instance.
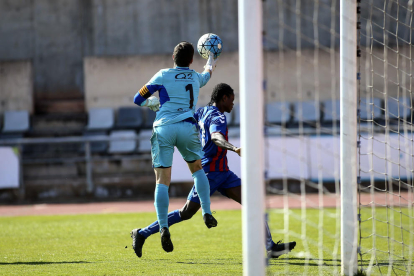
[160,227,174,253]
[203,213,218,228]
[267,240,297,258]
[130,228,146,258]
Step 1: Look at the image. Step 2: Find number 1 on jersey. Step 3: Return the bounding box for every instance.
[185,84,194,109]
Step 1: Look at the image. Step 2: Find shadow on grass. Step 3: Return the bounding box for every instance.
[270,257,409,268]
[176,261,242,265]
[0,261,91,265]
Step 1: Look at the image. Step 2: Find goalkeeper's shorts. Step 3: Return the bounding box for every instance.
[187,170,241,203]
[151,118,203,168]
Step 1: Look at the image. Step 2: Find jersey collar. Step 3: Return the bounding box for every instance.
[175,66,190,70]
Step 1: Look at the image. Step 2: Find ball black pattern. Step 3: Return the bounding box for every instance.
[197,33,223,60]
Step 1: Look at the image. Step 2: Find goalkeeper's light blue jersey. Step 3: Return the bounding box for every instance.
[134,67,210,127]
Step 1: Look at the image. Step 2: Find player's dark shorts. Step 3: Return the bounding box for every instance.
[187,170,241,204]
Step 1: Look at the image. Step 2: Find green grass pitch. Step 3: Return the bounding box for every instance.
[0,208,412,275]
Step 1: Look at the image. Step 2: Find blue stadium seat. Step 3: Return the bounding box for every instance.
[293,101,320,122]
[323,99,340,122]
[116,107,144,129]
[386,97,411,119]
[82,132,108,153]
[359,98,382,120]
[2,110,30,134]
[86,108,114,131]
[266,102,291,124]
[108,130,137,153]
[144,109,157,128]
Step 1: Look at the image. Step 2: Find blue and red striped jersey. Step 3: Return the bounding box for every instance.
[194,106,229,173]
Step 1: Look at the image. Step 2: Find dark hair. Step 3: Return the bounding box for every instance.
[208,83,234,106]
[173,42,194,67]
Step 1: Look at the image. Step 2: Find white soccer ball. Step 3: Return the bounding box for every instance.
[197,33,223,60]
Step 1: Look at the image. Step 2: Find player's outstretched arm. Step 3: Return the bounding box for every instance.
[211,132,241,157]
[203,52,218,77]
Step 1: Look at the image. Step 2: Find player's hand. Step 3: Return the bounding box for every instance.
[235,147,241,157]
[142,96,160,112]
[204,52,218,72]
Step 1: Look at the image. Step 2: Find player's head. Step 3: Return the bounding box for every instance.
[209,83,235,113]
[173,42,194,67]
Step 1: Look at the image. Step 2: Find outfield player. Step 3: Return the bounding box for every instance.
[132,42,218,253]
[131,83,296,258]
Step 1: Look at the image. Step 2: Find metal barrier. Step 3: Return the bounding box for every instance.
[0,136,151,196]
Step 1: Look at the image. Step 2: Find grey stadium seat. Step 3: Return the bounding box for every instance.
[82,132,108,153]
[138,129,153,152]
[225,111,233,126]
[266,102,290,124]
[108,130,137,153]
[116,107,144,129]
[2,110,30,133]
[86,108,114,131]
[293,101,320,122]
[323,99,340,122]
[360,98,382,120]
[233,104,240,125]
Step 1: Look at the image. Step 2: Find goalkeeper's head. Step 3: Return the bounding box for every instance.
[173,42,194,67]
[209,83,235,113]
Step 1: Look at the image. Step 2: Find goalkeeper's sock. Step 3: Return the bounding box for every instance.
[265,220,274,251]
[139,210,182,238]
[192,169,211,216]
[154,184,169,230]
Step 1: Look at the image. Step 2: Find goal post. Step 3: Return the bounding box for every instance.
[340,0,359,275]
[238,0,266,275]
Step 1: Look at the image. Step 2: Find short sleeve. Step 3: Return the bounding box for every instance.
[197,71,210,88]
[209,115,227,136]
[147,70,163,86]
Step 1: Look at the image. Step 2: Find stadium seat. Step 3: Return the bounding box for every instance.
[323,99,340,122]
[108,130,137,153]
[116,107,144,129]
[359,98,382,120]
[292,101,321,123]
[144,109,157,128]
[86,108,114,131]
[2,110,30,134]
[386,97,411,120]
[266,102,291,124]
[138,129,153,152]
[82,131,108,153]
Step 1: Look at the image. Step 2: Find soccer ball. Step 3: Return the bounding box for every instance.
[197,33,222,60]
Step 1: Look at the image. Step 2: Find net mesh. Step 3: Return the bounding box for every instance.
[262,0,414,274]
[358,0,414,274]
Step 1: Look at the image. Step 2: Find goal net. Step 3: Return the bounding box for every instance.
[258,0,414,275]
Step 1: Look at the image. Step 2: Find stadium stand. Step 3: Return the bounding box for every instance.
[1,110,30,138]
[138,129,152,152]
[292,101,321,124]
[322,99,340,122]
[108,130,137,153]
[86,108,114,131]
[266,102,291,124]
[143,109,156,128]
[359,97,382,120]
[116,107,144,129]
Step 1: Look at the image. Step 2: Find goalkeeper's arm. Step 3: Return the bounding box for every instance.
[133,85,160,111]
[203,52,218,77]
[211,132,241,157]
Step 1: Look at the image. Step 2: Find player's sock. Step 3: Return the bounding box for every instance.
[138,210,182,238]
[154,183,169,230]
[265,220,274,251]
[192,169,211,216]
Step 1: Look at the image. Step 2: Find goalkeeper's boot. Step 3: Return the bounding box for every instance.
[160,227,174,253]
[203,213,218,229]
[130,228,146,258]
[267,240,297,258]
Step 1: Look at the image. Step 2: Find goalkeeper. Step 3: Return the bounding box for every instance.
[131,83,296,258]
[132,42,218,254]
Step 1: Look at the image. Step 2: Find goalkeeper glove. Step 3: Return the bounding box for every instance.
[204,52,218,72]
[141,96,160,112]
